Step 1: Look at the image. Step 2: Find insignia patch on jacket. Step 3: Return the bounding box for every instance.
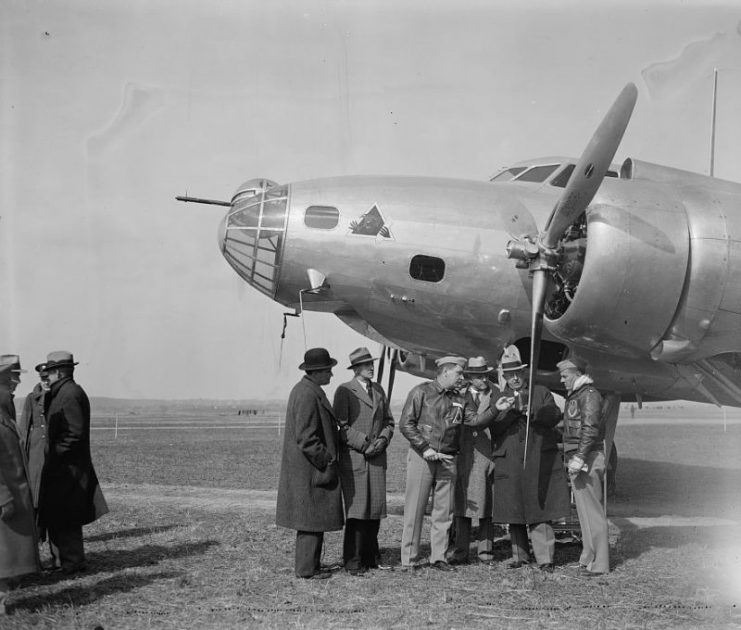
[566,400,580,418]
[349,205,392,239]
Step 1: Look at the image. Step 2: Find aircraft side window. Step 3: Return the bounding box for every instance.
[305,206,339,229]
[490,167,527,182]
[550,164,575,188]
[515,164,559,183]
[409,255,445,283]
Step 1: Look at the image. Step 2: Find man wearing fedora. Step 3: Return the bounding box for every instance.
[399,355,491,571]
[558,357,609,576]
[332,347,395,575]
[39,351,108,574]
[490,346,569,572]
[447,356,497,565]
[276,348,344,579]
[0,355,40,614]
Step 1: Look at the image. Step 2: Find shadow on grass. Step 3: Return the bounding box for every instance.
[29,540,219,585]
[610,458,741,520]
[10,570,182,615]
[86,523,181,543]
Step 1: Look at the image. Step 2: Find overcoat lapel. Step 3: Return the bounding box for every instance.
[350,379,374,409]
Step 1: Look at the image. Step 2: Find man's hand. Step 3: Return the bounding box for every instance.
[0,500,15,522]
[364,437,388,459]
[567,455,586,475]
[436,453,454,462]
[422,448,437,461]
[495,396,515,411]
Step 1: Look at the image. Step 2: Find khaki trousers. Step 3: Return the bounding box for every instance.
[401,449,456,566]
[572,450,610,573]
[448,516,494,562]
[509,522,555,565]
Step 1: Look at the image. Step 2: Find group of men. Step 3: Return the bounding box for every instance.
[277,345,610,579]
[0,352,107,614]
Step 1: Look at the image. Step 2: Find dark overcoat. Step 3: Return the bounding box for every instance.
[276,376,344,532]
[0,389,40,579]
[18,384,47,508]
[491,384,570,524]
[40,376,108,529]
[454,388,495,519]
[333,379,394,520]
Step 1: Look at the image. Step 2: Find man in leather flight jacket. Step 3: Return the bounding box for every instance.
[558,357,609,575]
[399,356,493,571]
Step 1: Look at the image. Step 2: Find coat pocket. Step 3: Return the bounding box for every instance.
[312,462,338,488]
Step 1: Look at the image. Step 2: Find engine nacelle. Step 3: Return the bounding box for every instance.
[544,184,690,358]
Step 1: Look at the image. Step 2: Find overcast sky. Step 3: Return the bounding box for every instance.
[2,0,741,400]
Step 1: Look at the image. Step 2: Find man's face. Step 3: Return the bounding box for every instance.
[505,368,527,391]
[312,368,333,386]
[439,365,464,390]
[46,368,61,385]
[560,368,579,391]
[355,362,374,381]
[469,375,489,392]
[9,373,21,393]
[39,370,50,391]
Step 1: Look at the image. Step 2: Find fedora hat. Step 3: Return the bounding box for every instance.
[464,356,493,374]
[499,345,527,372]
[347,347,377,369]
[0,354,27,373]
[42,350,79,371]
[299,347,338,371]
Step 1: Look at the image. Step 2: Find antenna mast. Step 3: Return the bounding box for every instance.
[710,68,718,176]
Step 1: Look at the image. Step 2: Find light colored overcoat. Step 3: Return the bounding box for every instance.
[0,389,40,579]
[453,387,495,519]
[276,376,344,532]
[333,379,394,520]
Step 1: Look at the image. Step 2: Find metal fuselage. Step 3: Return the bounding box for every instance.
[217,159,741,405]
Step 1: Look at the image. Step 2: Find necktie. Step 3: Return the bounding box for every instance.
[473,392,480,407]
[366,382,373,401]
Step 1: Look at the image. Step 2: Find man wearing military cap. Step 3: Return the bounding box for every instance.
[39,351,108,575]
[0,355,39,613]
[333,347,394,575]
[277,348,344,579]
[558,357,609,575]
[399,355,492,571]
[447,356,497,565]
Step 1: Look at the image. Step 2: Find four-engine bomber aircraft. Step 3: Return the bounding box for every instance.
[179,83,741,426]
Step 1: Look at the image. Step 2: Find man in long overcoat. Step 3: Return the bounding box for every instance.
[0,356,39,614]
[276,348,344,579]
[40,351,108,574]
[18,366,50,519]
[447,356,497,564]
[333,347,394,575]
[491,351,570,571]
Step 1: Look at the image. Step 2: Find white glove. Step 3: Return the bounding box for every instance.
[495,396,514,411]
[567,456,586,475]
[422,448,437,461]
[437,453,454,462]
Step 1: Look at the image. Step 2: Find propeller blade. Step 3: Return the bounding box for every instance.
[542,83,637,249]
[523,268,549,466]
[376,343,386,383]
[388,349,398,400]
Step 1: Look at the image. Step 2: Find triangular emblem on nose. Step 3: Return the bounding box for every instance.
[349,204,392,239]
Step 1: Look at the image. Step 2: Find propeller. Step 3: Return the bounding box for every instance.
[506,83,638,465]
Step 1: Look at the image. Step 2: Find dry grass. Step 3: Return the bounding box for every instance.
[2,412,740,629]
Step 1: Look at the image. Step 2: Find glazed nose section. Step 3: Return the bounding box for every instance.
[217,179,287,298]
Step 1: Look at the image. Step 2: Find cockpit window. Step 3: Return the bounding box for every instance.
[490,167,527,182]
[515,164,559,183]
[304,206,339,230]
[550,164,575,188]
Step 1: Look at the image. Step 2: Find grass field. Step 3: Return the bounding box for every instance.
[3,407,741,629]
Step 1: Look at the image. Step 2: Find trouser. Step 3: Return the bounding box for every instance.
[0,578,8,613]
[401,449,456,566]
[48,524,85,571]
[295,531,324,578]
[572,450,610,573]
[343,518,381,570]
[448,516,494,562]
[509,522,555,565]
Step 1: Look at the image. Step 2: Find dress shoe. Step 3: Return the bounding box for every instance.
[506,560,530,569]
[538,563,555,573]
[300,572,331,580]
[431,561,455,572]
[578,567,606,578]
[345,567,368,577]
[371,564,394,571]
[400,564,424,572]
[61,564,87,576]
[320,562,343,572]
